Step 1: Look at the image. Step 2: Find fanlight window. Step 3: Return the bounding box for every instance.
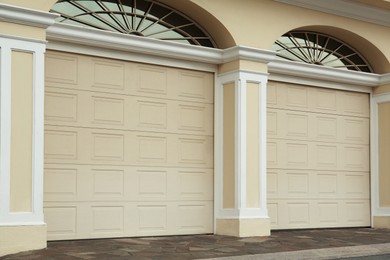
[51,0,216,47]
[273,31,372,73]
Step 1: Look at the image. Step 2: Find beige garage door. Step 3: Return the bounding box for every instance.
[43,51,214,240]
[267,81,370,229]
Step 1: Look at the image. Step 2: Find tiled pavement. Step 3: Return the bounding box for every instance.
[2,228,390,259]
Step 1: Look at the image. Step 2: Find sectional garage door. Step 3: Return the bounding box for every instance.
[43,51,214,240]
[267,81,370,229]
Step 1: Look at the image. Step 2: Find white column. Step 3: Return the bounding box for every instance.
[215,70,269,222]
[0,36,46,225]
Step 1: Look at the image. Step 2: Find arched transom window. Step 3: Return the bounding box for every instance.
[51,0,216,47]
[273,31,372,73]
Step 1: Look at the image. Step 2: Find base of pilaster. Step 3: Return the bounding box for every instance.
[215,218,270,237]
[373,216,390,228]
[0,224,47,257]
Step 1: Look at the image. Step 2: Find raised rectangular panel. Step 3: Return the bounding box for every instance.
[316,145,337,168]
[286,113,308,138]
[267,172,278,194]
[92,96,124,125]
[44,168,77,199]
[45,207,77,235]
[317,174,337,194]
[137,65,167,95]
[318,203,338,224]
[179,138,206,164]
[267,142,278,167]
[286,86,308,109]
[345,173,368,196]
[177,204,209,232]
[316,116,337,141]
[286,143,308,168]
[45,53,78,84]
[45,130,77,160]
[178,171,209,198]
[92,60,125,90]
[344,146,367,170]
[342,92,368,116]
[138,136,167,162]
[138,170,167,197]
[267,203,279,227]
[314,89,337,112]
[92,169,124,197]
[137,205,167,232]
[287,173,309,194]
[267,82,277,105]
[92,133,124,161]
[178,71,207,100]
[287,203,310,225]
[345,202,369,224]
[343,118,368,144]
[267,111,278,136]
[138,101,167,129]
[92,206,124,233]
[179,105,205,131]
[45,92,77,122]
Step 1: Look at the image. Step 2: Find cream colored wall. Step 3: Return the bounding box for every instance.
[0,0,56,11]
[374,85,390,95]
[0,225,46,257]
[10,51,33,212]
[378,102,390,207]
[246,83,260,208]
[191,0,390,72]
[0,22,46,40]
[223,83,236,209]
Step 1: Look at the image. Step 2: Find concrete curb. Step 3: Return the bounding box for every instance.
[206,243,390,260]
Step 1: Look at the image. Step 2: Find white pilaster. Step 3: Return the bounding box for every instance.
[0,36,46,225]
[215,70,269,220]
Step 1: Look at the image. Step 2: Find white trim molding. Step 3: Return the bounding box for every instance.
[371,92,390,218]
[215,70,269,221]
[274,0,390,27]
[0,35,46,226]
[0,3,58,29]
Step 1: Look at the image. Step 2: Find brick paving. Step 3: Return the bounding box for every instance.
[2,228,390,259]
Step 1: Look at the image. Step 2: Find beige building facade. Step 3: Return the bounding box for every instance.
[0,0,389,256]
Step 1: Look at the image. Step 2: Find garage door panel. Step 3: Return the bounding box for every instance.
[267,108,369,145]
[45,126,213,168]
[268,81,370,230]
[44,51,214,240]
[45,87,213,136]
[267,82,369,117]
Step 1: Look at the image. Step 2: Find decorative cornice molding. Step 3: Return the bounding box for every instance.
[269,59,381,87]
[274,0,390,27]
[47,23,386,88]
[379,73,390,85]
[47,24,277,65]
[0,3,58,29]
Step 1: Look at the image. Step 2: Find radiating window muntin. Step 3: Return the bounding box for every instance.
[51,0,216,47]
[273,31,372,73]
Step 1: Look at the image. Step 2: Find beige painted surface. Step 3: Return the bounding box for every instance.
[0,225,46,257]
[246,83,260,208]
[191,0,390,72]
[218,60,268,74]
[223,83,235,209]
[10,51,33,212]
[44,51,214,240]
[267,81,370,229]
[374,84,390,95]
[0,0,56,11]
[0,22,46,40]
[373,216,390,228]
[378,102,390,207]
[216,218,270,237]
